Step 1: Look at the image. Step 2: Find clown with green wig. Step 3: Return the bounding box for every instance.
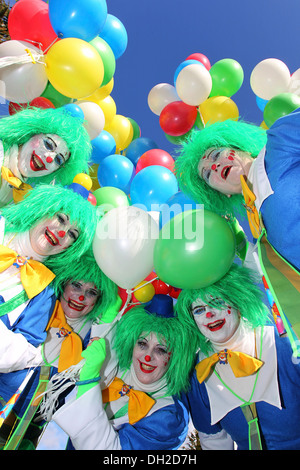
[0,107,91,206]
[176,263,300,450]
[42,294,198,450]
[175,109,300,348]
[0,183,102,448]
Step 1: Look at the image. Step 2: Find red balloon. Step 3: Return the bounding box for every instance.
[186,53,211,71]
[8,102,27,115]
[169,286,181,299]
[30,97,56,109]
[8,0,58,52]
[136,149,175,174]
[152,279,171,295]
[87,193,97,206]
[159,101,197,136]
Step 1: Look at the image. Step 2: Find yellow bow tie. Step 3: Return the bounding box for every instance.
[240,175,261,239]
[0,245,55,299]
[46,301,83,373]
[195,348,263,383]
[1,167,23,189]
[102,377,155,425]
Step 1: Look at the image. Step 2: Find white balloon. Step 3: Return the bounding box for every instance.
[92,206,159,290]
[288,68,300,96]
[147,83,179,115]
[0,40,47,102]
[175,64,212,106]
[74,100,105,140]
[250,58,291,100]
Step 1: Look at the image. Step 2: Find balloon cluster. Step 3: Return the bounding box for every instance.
[250,58,300,128]
[148,52,244,143]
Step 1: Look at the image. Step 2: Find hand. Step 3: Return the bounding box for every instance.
[80,338,106,381]
[100,295,122,323]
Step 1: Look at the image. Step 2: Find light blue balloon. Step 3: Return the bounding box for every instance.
[63,103,85,122]
[174,60,203,86]
[91,131,116,164]
[130,165,178,211]
[125,137,158,166]
[99,14,128,59]
[256,95,268,112]
[49,0,107,42]
[97,155,135,194]
[159,191,200,228]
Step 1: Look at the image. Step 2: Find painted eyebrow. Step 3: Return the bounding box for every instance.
[46,136,57,148]
[192,304,206,312]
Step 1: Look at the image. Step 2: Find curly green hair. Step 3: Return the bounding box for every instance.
[175,119,267,219]
[175,263,271,356]
[113,305,199,396]
[0,107,92,186]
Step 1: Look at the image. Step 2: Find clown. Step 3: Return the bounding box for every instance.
[43,295,198,450]
[0,183,99,448]
[176,264,300,450]
[0,107,91,206]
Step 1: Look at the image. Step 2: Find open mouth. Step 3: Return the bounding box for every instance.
[206,319,225,331]
[138,360,157,374]
[221,166,232,180]
[45,228,60,246]
[30,151,46,172]
[67,299,85,311]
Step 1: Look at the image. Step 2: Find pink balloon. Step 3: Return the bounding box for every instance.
[186,52,211,71]
[136,149,175,173]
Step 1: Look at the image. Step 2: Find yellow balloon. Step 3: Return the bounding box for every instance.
[88,95,117,125]
[73,173,93,190]
[134,281,155,302]
[84,78,114,102]
[89,164,101,191]
[200,96,239,124]
[260,120,269,130]
[104,114,134,151]
[45,38,104,99]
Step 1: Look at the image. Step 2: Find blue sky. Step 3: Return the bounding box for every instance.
[5,0,300,450]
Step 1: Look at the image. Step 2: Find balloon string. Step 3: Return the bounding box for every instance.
[43,36,60,54]
[131,277,158,293]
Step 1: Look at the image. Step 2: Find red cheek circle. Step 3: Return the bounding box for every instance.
[228,156,234,161]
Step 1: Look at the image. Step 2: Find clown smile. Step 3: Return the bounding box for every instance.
[206,319,226,331]
[67,299,85,311]
[45,228,60,246]
[30,151,46,172]
[138,360,157,374]
[221,166,232,180]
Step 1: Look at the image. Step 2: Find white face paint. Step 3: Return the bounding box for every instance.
[29,213,80,257]
[18,134,70,178]
[61,280,100,319]
[132,332,171,385]
[197,147,253,195]
[192,298,240,344]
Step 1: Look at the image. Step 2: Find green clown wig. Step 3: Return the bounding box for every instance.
[113,305,199,396]
[51,248,118,323]
[0,107,91,186]
[0,184,99,272]
[175,263,270,356]
[175,119,267,219]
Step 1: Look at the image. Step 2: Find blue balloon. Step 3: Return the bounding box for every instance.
[125,137,158,166]
[91,131,116,164]
[130,166,178,211]
[49,0,107,42]
[159,191,200,228]
[97,155,135,194]
[99,14,128,59]
[63,103,85,122]
[174,60,204,86]
[256,95,268,112]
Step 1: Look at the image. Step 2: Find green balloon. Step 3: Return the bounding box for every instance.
[263,92,300,128]
[153,209,236,289]
[94,186,129,213]
[41,82,73,108]
[209,58,244,97]
[127,117,141,140]
[90,37,116,87]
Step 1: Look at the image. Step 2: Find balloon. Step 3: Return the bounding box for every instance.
[256,95,268,112]
[89,36,116,87]
[99,14,128,59]
[125,137,158,166]
[200,96,239,124]
[97,154,135,193]
[148,83,179,116]
[41,81,73,108]
[174,60,203,85]
[134,281,155,302]
[136,149,175,173]
[8,0,58,52]
[250,58,291,100]
[49,0,107,42]
[92,206,159,289]
[95,95,116,125]
[84,78,114,103]
[30,97,55,109]
[91,130,116,164]
[0,40,48,102]
[8,102,26,115]
[164,129,194,145]
[159,191,199,228]
[73,173,93,190]
[186,52,211,71]
[127,118,141,140]
[288,68,300,96]
[154,209,236,289]
[63,103,85,121]
[209,58,244,97]
[152,279,170,295]
[87,192,97,206]
[93,186,129,212]
[104,114,133,151]
[45,38,104,99]
[263,92,300,128]
[159,101,198,136]
[130,165,178,211]
[75,101,105,140]
[176,64,212,106]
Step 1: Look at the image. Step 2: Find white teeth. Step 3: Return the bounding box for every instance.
[33,155,44,169]
[208,320,224,329]
[141,363,155,370]
[46,229,57,245]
